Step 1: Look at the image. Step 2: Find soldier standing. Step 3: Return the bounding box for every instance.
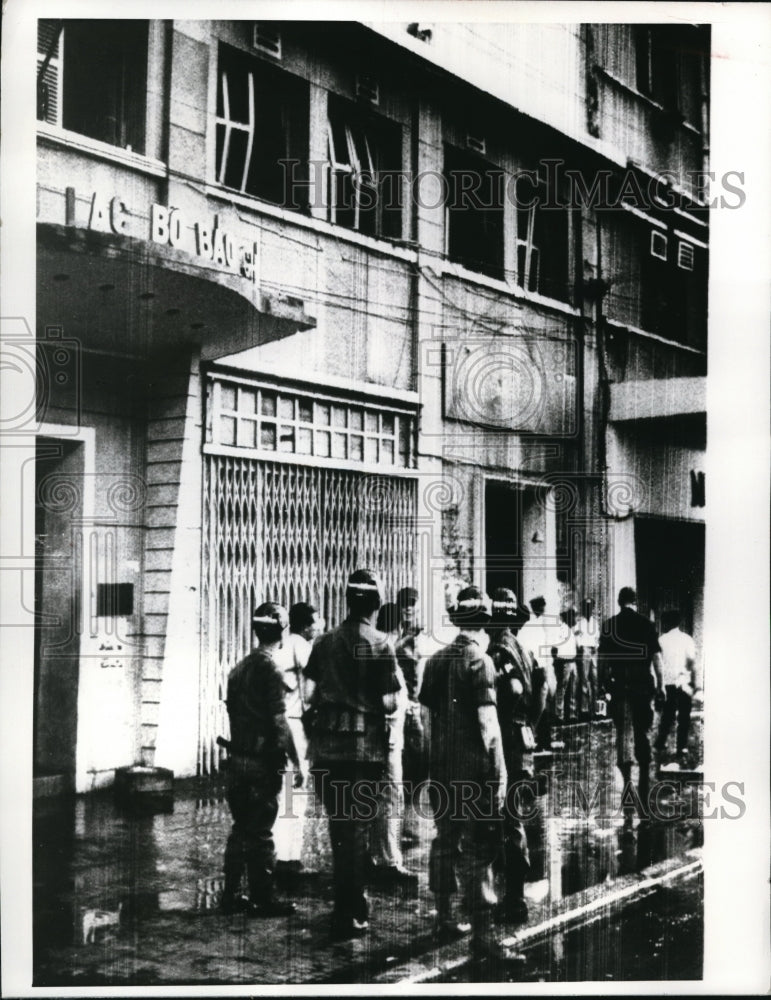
[488,588,547,924]
[305,569,403,940]
[419,586,509,963]
[599,587,665,824]
[221,602,301,917]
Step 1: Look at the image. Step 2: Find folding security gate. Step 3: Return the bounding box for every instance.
[199,454,417,774]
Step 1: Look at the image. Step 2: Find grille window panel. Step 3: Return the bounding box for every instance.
[199,455,417,775]
[207,376,417,470]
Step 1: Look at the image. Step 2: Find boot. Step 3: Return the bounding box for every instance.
[247,863,297,917]
[495,876,528,925]
[433,893,471,941]
[221,858,249,914]
[470,912,525,971]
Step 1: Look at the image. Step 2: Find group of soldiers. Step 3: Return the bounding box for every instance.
[219,569,701,965]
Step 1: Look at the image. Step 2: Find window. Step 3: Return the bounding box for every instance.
[37,19,149,153]
[640,225,707,347]
[634,25,679,108]
[515,174,571,301]
[208,378,416,469]
[444,145,504,280]
[216,43,309,208]
[326,97,402,239]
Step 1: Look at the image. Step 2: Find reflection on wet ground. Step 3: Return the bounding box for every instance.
[33,719,704,985]
[436,873,703,982]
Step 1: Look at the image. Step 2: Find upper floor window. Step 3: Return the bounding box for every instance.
[515,174,571,302]
[37,19,149,154]
[640,226,707,348]
[634,25,679,108]
[444,145,504,280]
[216,43,309,208]
[326,97,402,240]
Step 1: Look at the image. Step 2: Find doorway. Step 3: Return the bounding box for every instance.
[34,437,84,785]
[634,517,705,643]
[484,479,526,600]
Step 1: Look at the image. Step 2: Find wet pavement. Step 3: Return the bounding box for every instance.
[33,717,704,985]
[428,869,703,983]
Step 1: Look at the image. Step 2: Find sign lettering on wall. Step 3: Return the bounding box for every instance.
[78,189,259,285]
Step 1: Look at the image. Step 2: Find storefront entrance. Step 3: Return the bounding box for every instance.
[199,450,417,774]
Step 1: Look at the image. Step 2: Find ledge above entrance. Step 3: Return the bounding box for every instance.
[609,377,705,423]
[37,222,316,360]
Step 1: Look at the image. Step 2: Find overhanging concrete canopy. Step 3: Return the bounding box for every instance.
[37,223,315,360]
[609,377,706,423]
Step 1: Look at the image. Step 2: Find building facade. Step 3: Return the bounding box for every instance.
[34,19,709,792]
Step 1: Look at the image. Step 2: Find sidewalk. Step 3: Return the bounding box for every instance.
[33,720,704,986]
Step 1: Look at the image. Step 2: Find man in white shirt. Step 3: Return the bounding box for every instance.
[273,602,322,874]
[654,610,701,766]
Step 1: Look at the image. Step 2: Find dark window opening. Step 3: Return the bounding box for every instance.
[37,19,149,153]
[634,25,680,109]
[445,145,504,280]
[515,173,571,302]
[326,97,402,239]
[216,43,309,209]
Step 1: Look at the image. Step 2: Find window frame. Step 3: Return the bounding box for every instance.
[325,97,402,240]
[443,143,506,281]
[214,41,309,209]
[206,375,418,472]
[36,18,160,160]
[37,19,151,155]
[512,173,572,303]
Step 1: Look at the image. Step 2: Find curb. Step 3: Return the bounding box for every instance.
[373,847,703,984]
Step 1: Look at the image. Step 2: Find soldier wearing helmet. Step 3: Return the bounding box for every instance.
[305,568,403,940]
[419,585,510,965]
[221,601,301,917]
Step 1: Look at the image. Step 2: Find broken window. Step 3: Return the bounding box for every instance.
[515,173,571,301]
[215,43,309,208]
[37,19,149,153]
[326,97,402,239]
[444,145,505,280]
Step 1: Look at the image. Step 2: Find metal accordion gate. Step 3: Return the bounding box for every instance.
[199,454,417,775]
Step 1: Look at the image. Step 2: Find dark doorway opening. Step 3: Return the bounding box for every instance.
[485,480,525,600]
[34,437,84,787]
[634,518,705,639]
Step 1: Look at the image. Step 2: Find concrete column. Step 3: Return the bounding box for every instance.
[140,348,203,776]
[151,350,203,778]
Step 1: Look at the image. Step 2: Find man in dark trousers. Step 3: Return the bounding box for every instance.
[420,586,509,964]
[305,568,402,940]
[221,602,301,917]
[599,586,665,824]
[487,587,547,924]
